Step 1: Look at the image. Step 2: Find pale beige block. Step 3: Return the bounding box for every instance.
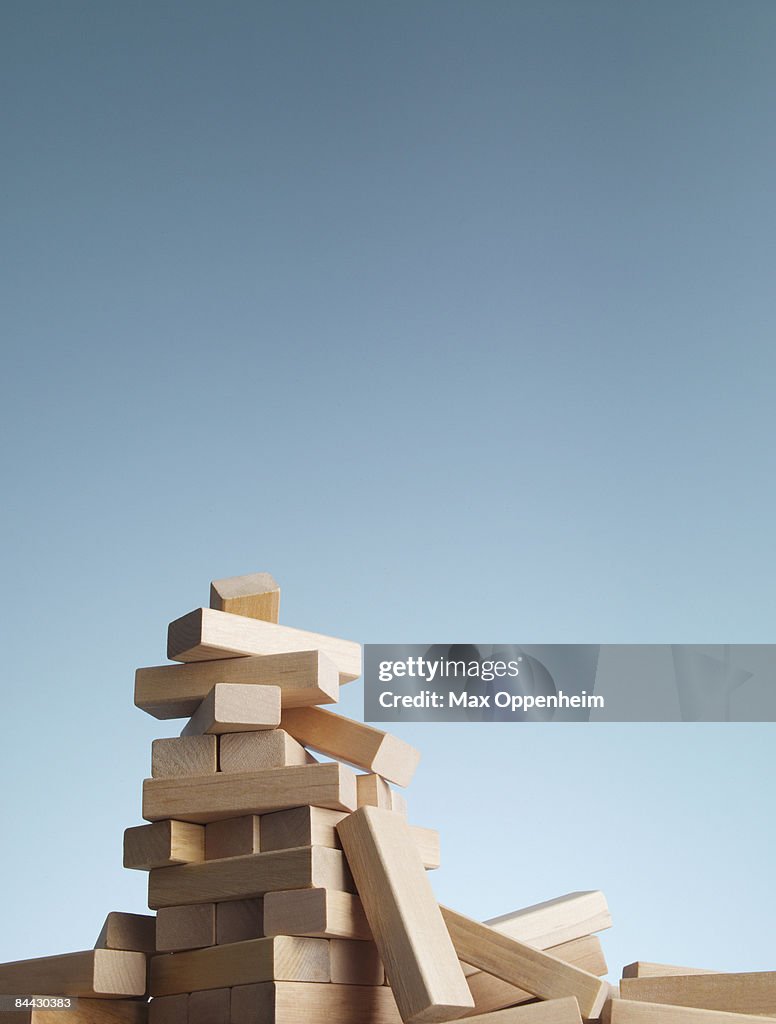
[356,774,408,815]
[152,736,218,778]
[330,939,384,985]
[181,683,281,736]
[620,973,776,1016]
[229,981,402,1024]
[485,892,612,950]
[156,903,216,952]
[260,806,349,852]
[411,825,441,870]
[602,1000,776,1024]
[210,572,280,622]
[216,898,264,944]
[463,1001,583,1024]
[205,816,262,859]
[0,950,147,998]
[189,988,230,1024]
[124,820,205,871]
[94,912,156,953]
[219,730,314,772]
[149,995,188,1024]
[263,888,372,941]
[622,964,718,980]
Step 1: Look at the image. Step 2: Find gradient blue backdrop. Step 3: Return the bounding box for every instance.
[1,1,774,975]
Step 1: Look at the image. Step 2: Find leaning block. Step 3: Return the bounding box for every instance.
[337,807,473,1024]
[281,707,420,787]
[216,898,264,943]
[167,608,362,683]
[230,981,402,1024]
[484,892,611,950]
[219,729,314,772]
[357,773,408,815]
[95,912,156,953]
[188,987,230,1024]
[620,973,776,1016]
[464,1001,583,1024]
[0,950,147,998]
[210,572,280,622]
[263,888,372,941]
[602,1000,776,1024]
[205,815,261,859]
[0,1000,149,1024]
[135,651,339,720]
[152,736,218,777]
[622,964,717,979]
[124,820,205,870]
[156,903,216,951]
[143,762,357,823]
[181,684,281,736]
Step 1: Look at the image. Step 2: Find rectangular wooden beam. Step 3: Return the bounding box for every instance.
[219,730,314,772]
[0,950,147,998]
[123,820,205,870]
[602,1000,774,1024]
[463,1001,583,1024]
[151,736,218,778]
[484,892,611,950]
[229,981,402,1024]
[210,572,280,622]
[205,815,261,859]
[94,912,156,953]
[264,888,372,941]
[622,964,716,980]
[156,903,216,952]
[620,973,776,1016]
[181,684,280,736]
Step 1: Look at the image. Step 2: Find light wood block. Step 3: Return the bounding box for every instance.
[0,950,147,998]
[148,845,353,909]
[260,806,349,851]
[441,906,608,1020]
[620,973,776,1016]
[143,762,357,824]
[149,937,329,996]
[357,774,408,815]
[411,826,441,870]
[602,1000,776,1024]
[464,1001,583,1024]
[219,730,314,772]
[167,608,361,683]
[0,1000,148,1024]
[281,707,419,787]
[206,816,261,859]
[149,995,188,1024]
[135,651,340,720]
[216,898,264,943]
[229,981,402,1024]
[484,892,612,950]
[622,964,717,980]
[124,820,205,870]
[95,912,156,953]
[337,806,473,1024]
[264,888,372,941]
[189,988,230,1024]
[156,903,216,951]
[181,684,281,737]
[152,736,217,778]
[210,572,280,622]
[330,939,384,985]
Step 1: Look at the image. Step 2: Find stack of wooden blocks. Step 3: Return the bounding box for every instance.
[1,573,774,1024]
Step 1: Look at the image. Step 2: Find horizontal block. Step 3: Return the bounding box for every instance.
[620,973,776,1016]
[216,898,264,943]
[464,1001,583,1024]
[95,912,156,953]
[259,806,348,852]
[189,988,230,1024]
[602,1000,775,1024]
[148,845,353,908]
[167,608,361,683]
[156,903,216,952]
[263,888,372,941]
[149,936,329,996]
[143,762,357,824]
[485,892,612,950]
[229,981,402,1024]
[281,707,419,787]
[152,736,218,778]
[0,1000,148,1024]
[135,651,339,720]
[124,820,205,870]
[148,995,188,1024]
[210,572,280,622]
[0,950,147,998]
[205,816,261,859]
[181,684,281,737]
[622,964,717,980]
[356,773,408,815]
[219,730,314,772]
[330,939,383,985]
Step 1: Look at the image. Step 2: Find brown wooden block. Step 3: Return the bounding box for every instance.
[149,995,188,1024]
[330,939,384,985]
[441,906,608,1021]
[189,988,230,1024]
[205,816,261,859]
[356,774,408,815]
[219,730,314,772]
[216,899,264,944]
[143,762,357,824]
[602,1000,773,1024]
[181,684,281,736]
[263,888,371,941]
[135,651,340,721]
[229,981,402,1024]
[94,912,156,953]
[337,807,473,1024]
[156,902,216,952]
[622,964,717,980]
[152,736,218,778]
[149,936,329,996]
[148,845,354,909]
[0,1000,149,1024]
[281,707,419,787]
[484,892,612,950]
[620,973,776,1016]
[260,806,348,851]
[167,608,361,683]
[210,572,280,623]
[0,950,147,998]
[124,821,205,870]
[463,1001,583,1024]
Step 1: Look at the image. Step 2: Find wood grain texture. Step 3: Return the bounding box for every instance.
[167,608,361,683]
[181,684,281,736]
[484,893,611,951]
[463,1000,583,1024]
[148,995,188,1024]
[281,707,419,787]
[330,939,384,985]
[216,898,264,944]
[602,1000,776,1024]
[263,888,372,941]
[205,816,261,859]
[124,820,205,870]
[0,1000,148,1024]
[337,807,473,1024]
[94,912,156,953]
[219,730,314,772]
[229,981,402,1024]
[143,762,357,824]
[188,988,230,1024]
[149,936,330,996]
[148,845,353,909]
[156,903,216,952]
[210,572,280,623]
[135,651,339,720]
[620,973,776,1016]
[259,806,349,851]
[356,774,408,815]
[622,964,717,980]
[0,950,147,998]
[441,907,608,1021]
[151,736,218,778]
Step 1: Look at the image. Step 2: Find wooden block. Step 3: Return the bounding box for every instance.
[167,608,361,683]
[152,736,218,778]
[620,973,776,1016]
[95,912,156,953]
[205,816,261,859]
[148,845,353,909]
[156,903,216,951]
[484,892,612,950]
[149,936,330,996]
[149,995,188,1024]
[143,762,357,824]
[219,730,314,772]
[281,707,419,787]
[216,898,264,943]
[260,806,349,851]
[330,939,384,985]
[189,988,230,1024]
[0,1001,148,1024]
[0,950,147,998]
[229,981,402,1024]
[135,651,340,720]
[210,572,280,622]
[181,684,281,737]
[463,1001,583,1024]
[622,964,717,980]
[356,774,408,815]
[411,826,440,870]
[337,807,473,1024]
[264,888,372,941]
[602,1000,776,1024]
[124,820,205,870]
[441,906,608,1021]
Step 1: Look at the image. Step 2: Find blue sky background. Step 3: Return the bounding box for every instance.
[1,1,774,974]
